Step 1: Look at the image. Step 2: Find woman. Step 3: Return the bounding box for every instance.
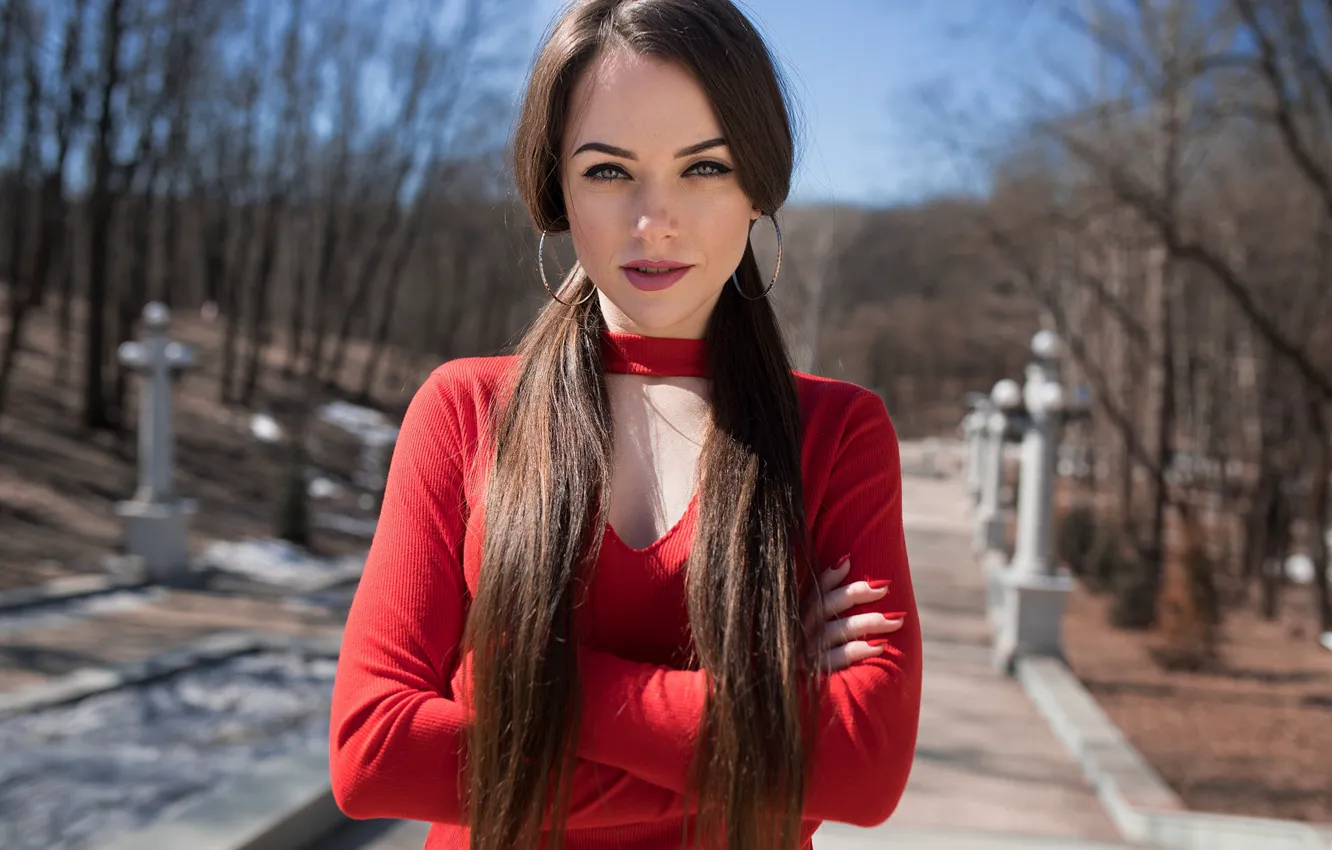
[328,1,922,848]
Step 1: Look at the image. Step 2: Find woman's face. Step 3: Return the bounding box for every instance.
[561,50,760,339]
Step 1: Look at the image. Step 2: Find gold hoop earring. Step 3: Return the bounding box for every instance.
[731,213,783,300]
[538,231,596,306]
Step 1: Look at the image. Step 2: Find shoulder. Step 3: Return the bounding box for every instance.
[793,371,898,442]
[399,353,520,445]
[792,374,903,517]
[425,353,520,406]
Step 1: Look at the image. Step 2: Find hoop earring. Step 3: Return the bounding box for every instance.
[731,213,783,300]
[538,231,596,306]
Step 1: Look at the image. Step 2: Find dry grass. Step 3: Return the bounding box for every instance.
[1063,581,1332,823]
[1052,479,1332,824]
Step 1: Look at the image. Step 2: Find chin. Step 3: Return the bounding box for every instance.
[599,286,721,337]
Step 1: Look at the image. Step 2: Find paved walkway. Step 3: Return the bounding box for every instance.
[313,447,1137,849]
[829,465,1123,845]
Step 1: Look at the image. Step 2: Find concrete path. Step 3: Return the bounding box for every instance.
[821,465,1125,845]
[311,448,1138,849]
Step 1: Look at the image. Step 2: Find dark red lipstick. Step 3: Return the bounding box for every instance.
[622,260,692,292]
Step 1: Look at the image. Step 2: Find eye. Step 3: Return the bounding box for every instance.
[584,163,629,182]
[687,160,732,178]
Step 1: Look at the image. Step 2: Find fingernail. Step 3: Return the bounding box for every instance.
[881,611,907,621]
[866,638,892,647]
[835,554,851,570]
[867,579,890,591]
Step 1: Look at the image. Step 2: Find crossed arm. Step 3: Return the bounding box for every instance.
[328,371,922,829]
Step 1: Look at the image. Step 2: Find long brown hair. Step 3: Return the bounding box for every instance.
[462,2,815,847]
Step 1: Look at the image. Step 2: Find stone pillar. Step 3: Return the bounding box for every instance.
[963,405,988,505]
[974,379,1020,555]
[994,330,1075,673]
[114,302,198,583]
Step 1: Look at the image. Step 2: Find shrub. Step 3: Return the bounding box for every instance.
[1110,547,1158,630]
[1082,527,1123,593]
[1057,506,1122,593]
[1057,506,1099,575]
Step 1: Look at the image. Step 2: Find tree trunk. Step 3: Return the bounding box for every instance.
[201,197,228,306]
[1260,485,1289,621]
[357,207,426,400]
[161,189,181,306]
[114,190,154,431]
[83,0,126,431]
[240,199,282,406]
[304,201,342,380]
[1307,398,1332,634]
[56,243,75,390]
[0,35,43,419]
[284,255,307,379]
[325,207,401,387]
[1128,245,1175,626]
[220,209,251,404]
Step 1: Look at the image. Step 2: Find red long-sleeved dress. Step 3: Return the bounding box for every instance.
[328,330,922,848]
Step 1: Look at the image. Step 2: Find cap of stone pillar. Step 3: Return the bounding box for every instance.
[1031,330,1060,360]
[991,378,1022,410]
[118,340,146,368]
[143,302,170,329]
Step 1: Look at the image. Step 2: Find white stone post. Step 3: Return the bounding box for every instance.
[114,302,198,583]
[963,406,987,505]
[994,331,1075,673]
[974,379,1020,555]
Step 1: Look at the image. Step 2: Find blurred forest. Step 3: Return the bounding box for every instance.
[0,0,1329,648]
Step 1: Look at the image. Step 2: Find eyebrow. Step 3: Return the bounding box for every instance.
[571,137,728,160]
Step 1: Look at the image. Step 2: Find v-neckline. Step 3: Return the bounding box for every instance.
[599,330,708,557]
[604,489,700,556]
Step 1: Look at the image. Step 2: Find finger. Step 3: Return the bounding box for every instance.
[805,580,885,638]
[819,556,852,593]
[817,611,906,650]
[818,578,891,621]
[803,557,853,636]
[818,639,889,674]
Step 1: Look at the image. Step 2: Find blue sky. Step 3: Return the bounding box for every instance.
[15,0,1094,208]
[514,0,1094,206]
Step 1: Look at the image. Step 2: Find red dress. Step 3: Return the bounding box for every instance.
[328,331,922,848]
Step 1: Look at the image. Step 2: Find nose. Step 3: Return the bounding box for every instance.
[630,181,678,244]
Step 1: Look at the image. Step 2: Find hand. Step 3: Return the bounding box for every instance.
[802,556,905,674]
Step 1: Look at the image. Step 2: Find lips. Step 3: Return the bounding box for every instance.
[622,260,693,292]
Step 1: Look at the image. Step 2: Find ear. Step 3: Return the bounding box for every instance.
[750,207,762,222]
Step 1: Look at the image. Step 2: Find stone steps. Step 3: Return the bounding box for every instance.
[0,586,344,695]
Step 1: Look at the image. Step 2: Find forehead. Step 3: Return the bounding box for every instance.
[564,50,724,156]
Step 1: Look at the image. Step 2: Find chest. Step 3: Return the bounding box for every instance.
[456,373,832,664]
[603,374,712,551]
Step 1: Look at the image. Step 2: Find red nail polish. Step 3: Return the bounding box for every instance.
[867,579,890,590]
[866,638,892,647]
[881,611,906,621]
[835,554,851,569]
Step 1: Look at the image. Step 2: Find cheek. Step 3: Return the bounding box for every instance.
[566,191,618,264]
[692,194,755,264]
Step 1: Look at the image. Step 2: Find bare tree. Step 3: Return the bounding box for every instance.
[0,0,42,418]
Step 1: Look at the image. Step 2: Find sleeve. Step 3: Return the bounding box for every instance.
[572,389,923,828]
[327,366,692,828]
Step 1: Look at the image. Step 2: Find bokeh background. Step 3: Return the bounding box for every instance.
[1,1,1330,849]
